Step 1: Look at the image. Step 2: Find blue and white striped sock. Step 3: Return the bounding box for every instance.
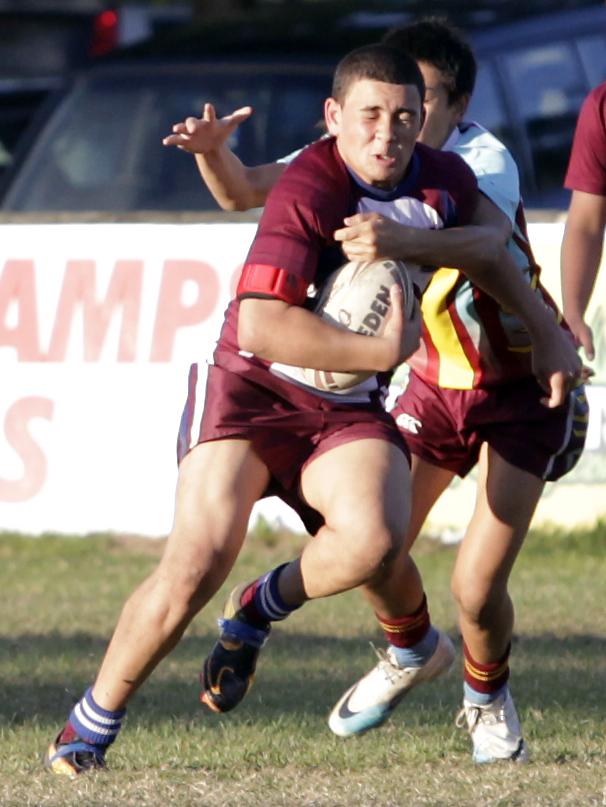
[68,687,126,746]
[253,563,301,623]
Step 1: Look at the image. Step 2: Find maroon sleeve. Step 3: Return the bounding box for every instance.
[443,151,479,226]
[244,138,352,289]
[565,82,606,195]
[413,143,479,228]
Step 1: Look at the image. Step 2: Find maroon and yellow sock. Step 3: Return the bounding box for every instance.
[376,594,431,648]
[463,641,510,698]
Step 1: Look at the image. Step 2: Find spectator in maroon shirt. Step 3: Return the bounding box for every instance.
[561,80,606,361]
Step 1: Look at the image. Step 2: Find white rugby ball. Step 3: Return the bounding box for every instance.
[302,258,416,392]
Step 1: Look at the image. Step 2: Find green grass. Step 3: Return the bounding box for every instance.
[0,524,605,807]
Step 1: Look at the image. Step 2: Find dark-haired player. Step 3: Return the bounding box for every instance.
[164,18,586,764]
[45,43,453,777]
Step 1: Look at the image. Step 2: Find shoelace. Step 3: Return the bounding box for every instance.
[455,701,505,732]
[369,642,408,684]
[455,706,477,731]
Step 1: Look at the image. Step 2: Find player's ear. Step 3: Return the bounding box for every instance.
[324,97,342,135]
[452,93,470,122]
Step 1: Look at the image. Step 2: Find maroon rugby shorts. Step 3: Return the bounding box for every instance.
[391,371,588,482]
[177,362,410,534]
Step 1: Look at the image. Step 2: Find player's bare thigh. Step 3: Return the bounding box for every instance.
[301,438,411,546]
[162,439,271,580]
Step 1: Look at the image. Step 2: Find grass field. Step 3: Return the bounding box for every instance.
[0,522,604,807]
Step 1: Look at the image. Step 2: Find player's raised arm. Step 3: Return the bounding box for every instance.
[162,102,284,211]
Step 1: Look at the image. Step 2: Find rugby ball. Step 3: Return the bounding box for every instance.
[302,258,416,392]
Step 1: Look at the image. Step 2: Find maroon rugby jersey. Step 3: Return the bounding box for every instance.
[214,136,478,400]
[565,81,606,195]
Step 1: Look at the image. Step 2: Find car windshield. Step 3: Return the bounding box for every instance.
[3,63,331,212]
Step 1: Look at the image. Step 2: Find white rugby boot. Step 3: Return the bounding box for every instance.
[328,630,455,737]
[456,688,529,763]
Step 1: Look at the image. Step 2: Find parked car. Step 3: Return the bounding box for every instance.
[0,58,332,212]
[0,2,604,214]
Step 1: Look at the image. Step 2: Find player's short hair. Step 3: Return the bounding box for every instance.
[383,17,476,104]
[331,44,425,106]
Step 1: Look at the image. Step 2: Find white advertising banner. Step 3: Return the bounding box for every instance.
[1,221,605,537]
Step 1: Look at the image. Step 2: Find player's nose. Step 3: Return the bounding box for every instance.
[374,116,396,143]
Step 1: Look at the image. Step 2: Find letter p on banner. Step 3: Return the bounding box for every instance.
[150,261,220,362]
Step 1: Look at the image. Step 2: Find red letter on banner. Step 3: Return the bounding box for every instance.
[150,260,220,362]
[0,260,42,360]
[47,260,143,361]
[0,397,53,502]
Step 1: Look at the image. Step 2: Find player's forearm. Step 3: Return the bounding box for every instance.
[391,226,561,337]
[561,226,603,321]
[390,223,504,270]
[194,146,259,211]
[470,243,567,340]
[385,225,553,339]
[561,231,602,320]
[238,298,399,372]
[195,150,282,211]
[561,190,606,320]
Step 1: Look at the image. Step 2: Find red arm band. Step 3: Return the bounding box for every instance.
[237,263,308,306]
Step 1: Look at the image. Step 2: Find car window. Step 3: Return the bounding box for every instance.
[3,65,330,212]
[266,75,328,159]
[577,34,606,87]
[466,60,534,194]
[501,41,588,197]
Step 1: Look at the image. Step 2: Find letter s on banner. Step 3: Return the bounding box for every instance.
[0,397,54,502]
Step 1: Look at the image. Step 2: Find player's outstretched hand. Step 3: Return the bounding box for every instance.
[162,103,253,154]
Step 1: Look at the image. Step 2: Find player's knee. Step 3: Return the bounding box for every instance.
[451,578,504,628]
[157,549,229,616]
[345,522,403,584]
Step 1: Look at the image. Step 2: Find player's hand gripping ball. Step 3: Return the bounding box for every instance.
[303,259,417,392]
